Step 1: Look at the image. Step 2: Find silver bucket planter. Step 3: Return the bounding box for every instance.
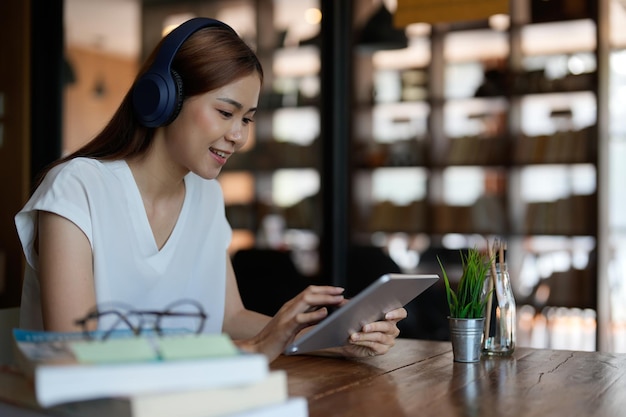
[449,317,485,363]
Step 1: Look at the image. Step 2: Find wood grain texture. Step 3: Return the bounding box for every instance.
[272,339,626,417]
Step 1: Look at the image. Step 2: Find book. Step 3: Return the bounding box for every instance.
[12,329,269,408]
[0,366,289,417]
[220,397,308,417]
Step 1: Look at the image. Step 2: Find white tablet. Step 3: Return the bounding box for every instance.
[284,273,439,355]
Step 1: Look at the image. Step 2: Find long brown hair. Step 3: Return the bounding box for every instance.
[36,24,263,186]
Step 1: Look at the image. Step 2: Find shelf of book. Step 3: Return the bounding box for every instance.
[347,0,608,351]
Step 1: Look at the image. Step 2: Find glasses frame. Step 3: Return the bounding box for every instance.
[74,299,208,341]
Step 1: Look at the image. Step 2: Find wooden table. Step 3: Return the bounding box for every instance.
[1,338,625,417]
[271,338,626,417]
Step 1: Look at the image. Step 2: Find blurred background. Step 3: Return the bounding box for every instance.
[1,0,626,353]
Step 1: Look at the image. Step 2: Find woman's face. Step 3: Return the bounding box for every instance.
[163,73,261,179]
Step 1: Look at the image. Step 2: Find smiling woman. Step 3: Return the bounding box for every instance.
[17,18,263,334]
[14,16,408,363]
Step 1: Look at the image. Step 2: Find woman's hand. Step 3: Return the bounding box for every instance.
[237,285,345,361]
[338,307,407,358]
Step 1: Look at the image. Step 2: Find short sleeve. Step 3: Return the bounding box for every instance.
[14,160,96,270]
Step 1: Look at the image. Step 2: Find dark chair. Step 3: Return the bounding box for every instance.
[232,249,311,317]
[346,245,447,340]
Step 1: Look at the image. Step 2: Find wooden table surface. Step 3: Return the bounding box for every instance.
[271,338,626,417]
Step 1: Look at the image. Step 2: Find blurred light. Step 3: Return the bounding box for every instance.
[218,172,255,205]
[551,250,572,272]
[162,24,178,37]
[228,230,255,255]
[617,85,626,104]
[530,312,547,348]
[272,169,319,207]
[441,233,467,249]
[572,249,589,270]
[272,107,319,145]
[568,55,586,75]
[388,233,419,270]
[534,283,551,305]
[382,0,398,13]
[284,229,318,250]
[519,254,540,296]
[489,14,510,32]
[372,167,427,204]
[261,215,286,249]
[299,75,320,98]
[406,22,431,38]
[304,8,321,25]
[162,13,196,37]
[537,254,554,278]
[611,50,626,76]
[442,167,485,206]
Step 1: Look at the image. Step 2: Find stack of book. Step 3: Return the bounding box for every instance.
[0,329,307,417]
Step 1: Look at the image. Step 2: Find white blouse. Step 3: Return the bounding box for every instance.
[15,158,231,333]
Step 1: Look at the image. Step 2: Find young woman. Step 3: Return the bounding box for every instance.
[15,18,406,361]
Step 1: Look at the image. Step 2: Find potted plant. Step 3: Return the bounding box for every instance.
[438,247,491,363]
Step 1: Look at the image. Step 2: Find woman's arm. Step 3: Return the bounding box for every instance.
[222,255,272,339]
[222,253,407,361]
[38,210,96,332]
[222,254,345,360]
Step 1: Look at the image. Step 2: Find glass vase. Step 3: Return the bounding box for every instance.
[482,263,516,356]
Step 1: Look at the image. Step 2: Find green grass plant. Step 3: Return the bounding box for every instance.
[437,248,491,319]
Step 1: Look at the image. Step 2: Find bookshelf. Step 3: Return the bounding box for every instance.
[349,0,611,348]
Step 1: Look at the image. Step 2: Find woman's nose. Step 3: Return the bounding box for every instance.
[226,124,243,143]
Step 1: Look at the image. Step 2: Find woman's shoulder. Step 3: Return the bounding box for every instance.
[46,157,123,183]
[51,157,118,173]
[32,158,127,203]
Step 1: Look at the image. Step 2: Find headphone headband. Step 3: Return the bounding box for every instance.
[133,17,236,128]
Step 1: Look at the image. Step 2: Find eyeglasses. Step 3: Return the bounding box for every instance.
[75,299,208,341]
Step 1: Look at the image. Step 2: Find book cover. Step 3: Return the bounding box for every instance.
[221,397,308,417]
[0,366,288,417]
[12,329,269,408]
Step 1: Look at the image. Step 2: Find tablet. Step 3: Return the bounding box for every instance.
[284,273,439,355]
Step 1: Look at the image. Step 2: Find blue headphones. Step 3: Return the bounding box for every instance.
[132,17,236,128]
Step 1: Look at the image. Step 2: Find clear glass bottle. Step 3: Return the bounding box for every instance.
[482,263,516,356]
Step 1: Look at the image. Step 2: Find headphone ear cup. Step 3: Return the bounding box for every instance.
[133,70,177,128]
[165,69,185,125]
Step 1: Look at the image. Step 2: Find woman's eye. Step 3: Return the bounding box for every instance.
[218,110,232,118]
[242,117,255,126]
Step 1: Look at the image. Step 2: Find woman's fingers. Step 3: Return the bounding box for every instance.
[272,285,345,333]
[339,307,407,358]
[289,286,347,325]
[283,285,345,314]
[361,320,401,336]
[295,306,329,324]
[302,285,345,305]
[384,307,408,321]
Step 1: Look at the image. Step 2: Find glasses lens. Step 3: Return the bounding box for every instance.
[158,300,206,335]
[82,310,135,340]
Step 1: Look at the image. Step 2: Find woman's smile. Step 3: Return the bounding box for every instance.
[209,146,229,165]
